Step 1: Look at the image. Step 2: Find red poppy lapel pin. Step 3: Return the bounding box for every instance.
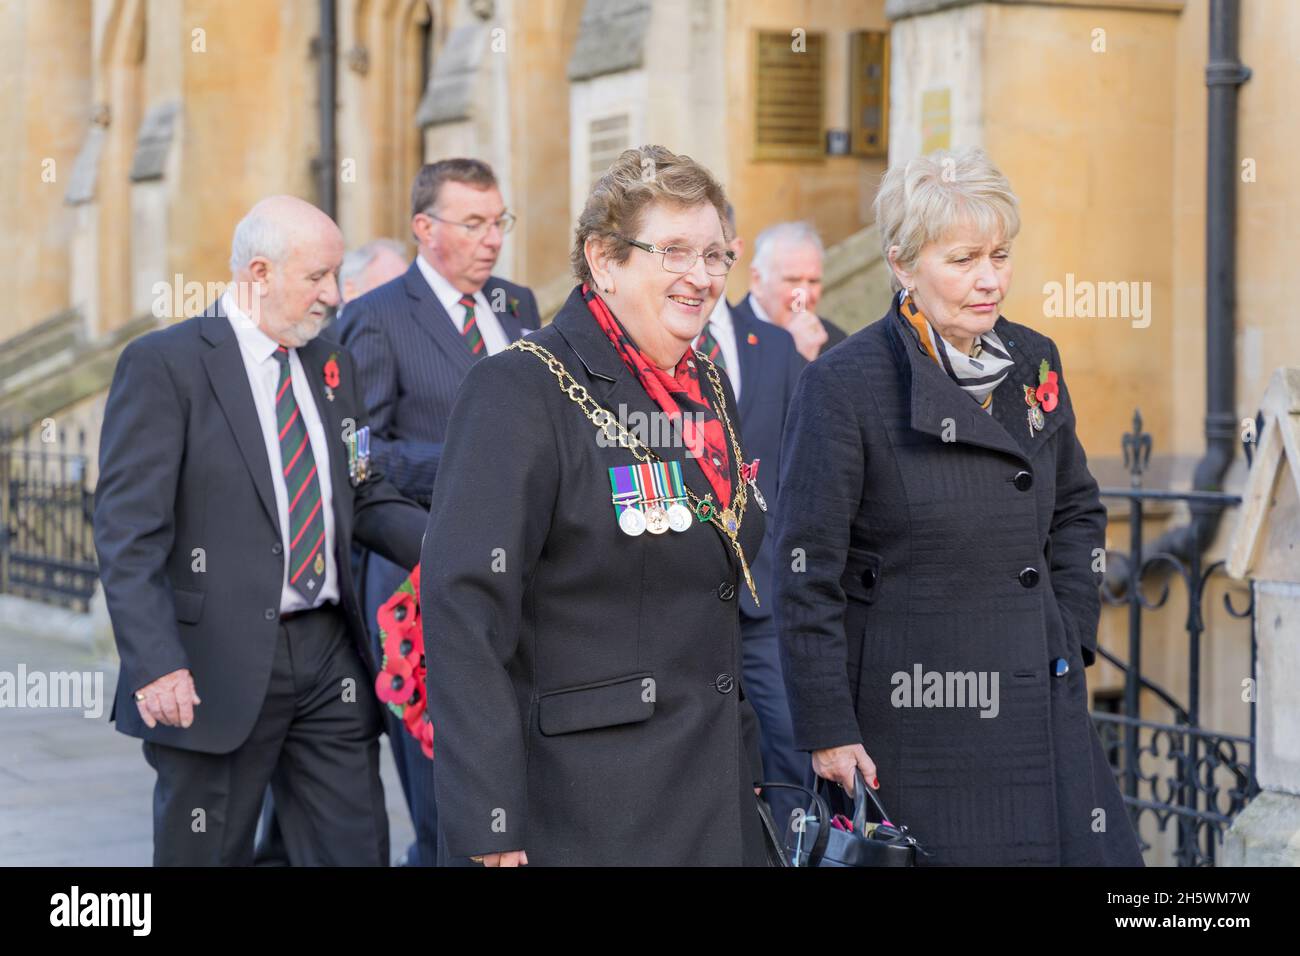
[1023,359,1059,436]
[746,332,759,345]
[323,352,341,402]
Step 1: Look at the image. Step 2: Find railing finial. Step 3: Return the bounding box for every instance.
[1122,408,1153,488]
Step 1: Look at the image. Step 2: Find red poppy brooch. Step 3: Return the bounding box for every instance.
[1023,359,1059,436]
[323,352,341,402]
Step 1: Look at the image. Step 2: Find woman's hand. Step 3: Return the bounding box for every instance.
[811,744,878,794]
[477,850,529,867]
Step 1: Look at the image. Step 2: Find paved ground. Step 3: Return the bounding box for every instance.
[0,620,414,866]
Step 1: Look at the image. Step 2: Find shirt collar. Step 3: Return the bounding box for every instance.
[416,253,484,318]
[223,290,282,364]
[707,295,732,333]
[746,293,772,324]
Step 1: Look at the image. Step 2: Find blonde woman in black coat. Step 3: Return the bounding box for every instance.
[774,148,1143,866]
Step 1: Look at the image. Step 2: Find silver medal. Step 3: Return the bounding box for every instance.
[667,502,693,532]
[618,506,647,537]
[749,480,767,512]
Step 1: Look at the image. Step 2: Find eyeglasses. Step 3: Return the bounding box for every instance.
[424,210,516,238]
[617,236,736,276]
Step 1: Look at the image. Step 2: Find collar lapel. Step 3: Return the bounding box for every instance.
[403,262,477,374]
[199,303,281,534]
[889,304,1027,464]
[484,277,526,343]
[730,301,761,421]
[988,320,1069,458]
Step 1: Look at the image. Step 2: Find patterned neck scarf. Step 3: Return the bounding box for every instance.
[583,284,732,505]
[899,292,1013,413]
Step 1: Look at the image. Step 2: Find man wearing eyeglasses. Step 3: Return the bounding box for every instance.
[336,158,539,866]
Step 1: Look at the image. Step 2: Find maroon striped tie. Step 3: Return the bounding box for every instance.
[272,347,326,601]
[458,294,484,358]
[693,323,726,372]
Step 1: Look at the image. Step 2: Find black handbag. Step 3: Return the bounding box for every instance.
[760,770,927,867]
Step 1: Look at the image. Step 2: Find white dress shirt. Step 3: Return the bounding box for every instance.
[746,292,773,325]
[222,291,339,612]
[415,254,510,356]
[703,296,742,400]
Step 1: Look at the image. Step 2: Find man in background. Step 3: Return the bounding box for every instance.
[338,158,539,866]
[737,221,846,361]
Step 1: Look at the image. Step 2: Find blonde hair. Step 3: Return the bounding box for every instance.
[873,147,1020,292]
[572,145,729,286]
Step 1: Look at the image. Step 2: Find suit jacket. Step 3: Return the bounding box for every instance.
[335,261,539,507]
[773,298,1142,866]
[94,302,427,755]
[727,297,806,621]
[421,287,768,865]
[819,315,848,354]
[736,293,845,359]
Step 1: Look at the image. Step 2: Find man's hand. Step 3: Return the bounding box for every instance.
[134,668,200,729]
[478,850,529,867]
[787,311,829,362]
[811,743,878,795]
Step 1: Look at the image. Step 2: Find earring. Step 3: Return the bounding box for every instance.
[604,286,612,294]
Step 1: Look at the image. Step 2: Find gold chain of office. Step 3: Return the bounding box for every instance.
[508,338,759,605]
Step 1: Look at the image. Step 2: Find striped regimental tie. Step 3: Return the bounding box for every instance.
[693,323,726,372]
[458,294,485,358]
[273,347,327,602]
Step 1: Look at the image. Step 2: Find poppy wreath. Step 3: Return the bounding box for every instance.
[373,563,433,758]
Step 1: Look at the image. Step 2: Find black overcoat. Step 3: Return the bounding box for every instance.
[774,298,1144,866]
[421,288,768,866]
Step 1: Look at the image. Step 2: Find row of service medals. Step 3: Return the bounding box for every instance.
[609,461,694,536]
[347,424,371,487]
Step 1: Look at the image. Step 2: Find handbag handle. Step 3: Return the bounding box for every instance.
[812,769,898,833]
[756,781,832,866]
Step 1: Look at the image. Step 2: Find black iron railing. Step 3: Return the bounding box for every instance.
[1092,409,1258,867]
[0,427,98,611]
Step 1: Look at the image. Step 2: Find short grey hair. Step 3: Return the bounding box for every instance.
[340,238,406,288]
[874,147,1020,292]
[750,221,824,279]
[229,207,290,274]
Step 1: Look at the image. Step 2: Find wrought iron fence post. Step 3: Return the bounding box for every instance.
[1121,410,1151,803]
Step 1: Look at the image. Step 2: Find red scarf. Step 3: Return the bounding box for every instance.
[583,284,732,506]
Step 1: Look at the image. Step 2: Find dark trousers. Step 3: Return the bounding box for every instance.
[365,550,439,867]
[741,617,815,832]
[144,605,389,866]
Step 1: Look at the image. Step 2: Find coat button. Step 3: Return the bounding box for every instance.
[861,566,877,588]
[1013,471,1033,492]
[1019,567,1039,588]
[271,542,283,555]
[717,582,736,601]
[714,673,734,694]
[1053,657,1070,677]
[264,608,277,620]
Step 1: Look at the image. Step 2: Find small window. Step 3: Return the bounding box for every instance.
[849,31,889,158]
[753,30,825,162]
[589,114,631,186]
